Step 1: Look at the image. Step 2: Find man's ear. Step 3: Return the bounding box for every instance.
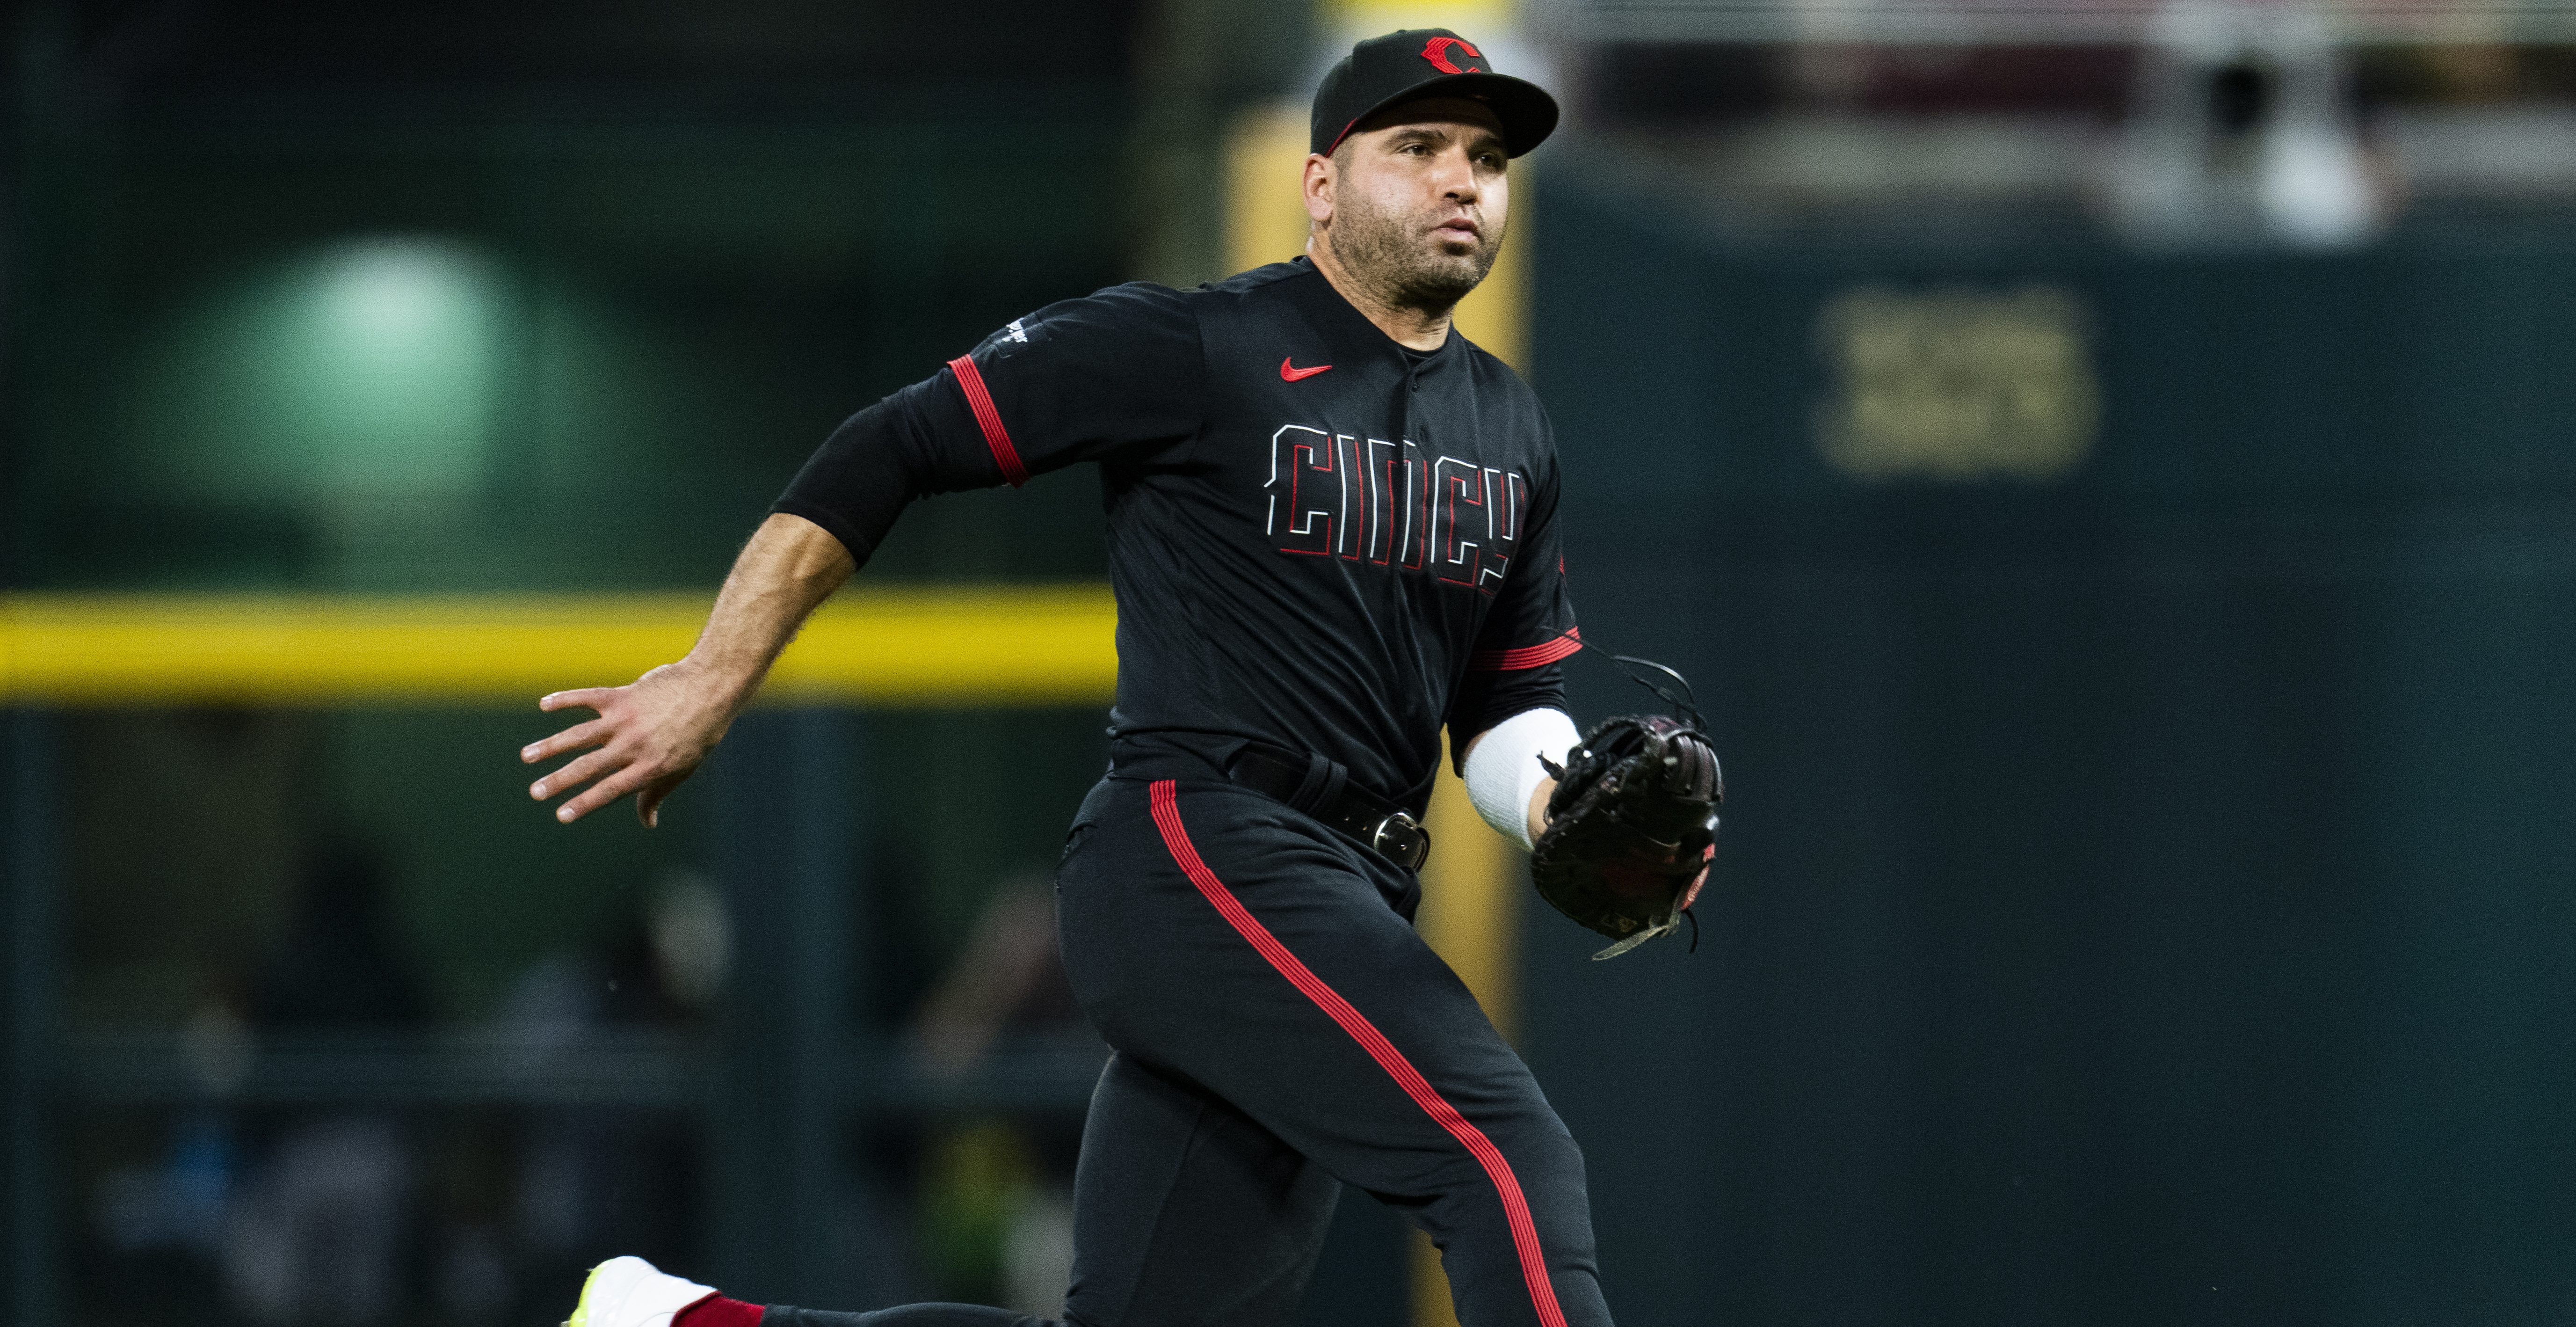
[1302,152,1334,227]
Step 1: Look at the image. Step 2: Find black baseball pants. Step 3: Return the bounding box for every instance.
[760,747,1612,1327]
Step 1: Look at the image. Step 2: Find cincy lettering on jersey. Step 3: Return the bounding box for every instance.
[1265,424,1523,594]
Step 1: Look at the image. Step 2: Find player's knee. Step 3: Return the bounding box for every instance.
[1531,1132,1595,1210]
[1422,1111,1592,1230]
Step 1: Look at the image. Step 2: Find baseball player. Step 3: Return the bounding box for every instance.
[523,29,1715,1327]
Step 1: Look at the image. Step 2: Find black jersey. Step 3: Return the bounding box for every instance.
[775,257,1576,811]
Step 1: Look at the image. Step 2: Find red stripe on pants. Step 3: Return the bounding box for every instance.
[1146,779,1571,1327]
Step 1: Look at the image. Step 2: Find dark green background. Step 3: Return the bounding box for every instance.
[1526,175,2576,1327]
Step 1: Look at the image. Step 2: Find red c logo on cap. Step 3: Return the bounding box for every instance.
[1421,36,1484,75]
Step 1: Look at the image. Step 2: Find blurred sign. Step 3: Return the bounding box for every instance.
[1812,284,2098,482]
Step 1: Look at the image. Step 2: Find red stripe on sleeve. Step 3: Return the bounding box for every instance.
[1469,627,1582,671]
[1147,780,1573,1327]
[947,354,1029,488]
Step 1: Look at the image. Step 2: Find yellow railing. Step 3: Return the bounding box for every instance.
[0,589,1120,706]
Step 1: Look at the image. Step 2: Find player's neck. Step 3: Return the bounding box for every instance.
[1305,238,1453,352]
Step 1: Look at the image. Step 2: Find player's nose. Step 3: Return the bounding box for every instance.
[1435,149,1480,202]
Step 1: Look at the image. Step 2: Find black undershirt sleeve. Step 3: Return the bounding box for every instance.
[770,373,984,570]
[771,282,1203,569]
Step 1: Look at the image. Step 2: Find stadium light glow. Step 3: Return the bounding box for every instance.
[128,236,507,507]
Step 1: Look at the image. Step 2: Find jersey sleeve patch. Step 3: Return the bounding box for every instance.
[1469,627,1581,671]
[947,354,1029,488]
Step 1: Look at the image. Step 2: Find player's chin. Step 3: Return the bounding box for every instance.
[1420,248,1493,295]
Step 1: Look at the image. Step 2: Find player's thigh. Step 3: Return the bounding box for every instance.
[1060,780,1605,1327]
[1058,779,1582,1214]
[1063,1050,1338,1327]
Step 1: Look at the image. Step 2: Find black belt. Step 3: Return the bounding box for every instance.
[1224,744,1431,872]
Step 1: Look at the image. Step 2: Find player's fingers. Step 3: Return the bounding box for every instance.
[538,686,621,715]
[635,764,698,829]
[530,747,626,803]
[553,761,659,824]
[519,717,612,764]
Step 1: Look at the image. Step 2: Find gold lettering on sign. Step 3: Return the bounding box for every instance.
[1813,286,2098,482]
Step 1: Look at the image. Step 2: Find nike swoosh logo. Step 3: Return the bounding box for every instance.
[1280,357,1333,382]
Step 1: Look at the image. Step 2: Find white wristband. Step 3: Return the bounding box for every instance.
[1463,707,1582,851]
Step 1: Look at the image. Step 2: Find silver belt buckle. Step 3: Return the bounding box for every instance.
[1368,811,1430,871]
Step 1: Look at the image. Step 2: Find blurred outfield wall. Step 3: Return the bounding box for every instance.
[1521,168,2576,1327]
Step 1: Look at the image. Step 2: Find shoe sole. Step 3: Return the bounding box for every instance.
[565,1259,616,1327]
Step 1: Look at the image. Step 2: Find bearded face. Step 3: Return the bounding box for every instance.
[1326,175,1504,309]
[1319,104,1510,314]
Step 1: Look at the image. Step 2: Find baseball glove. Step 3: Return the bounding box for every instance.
[1531,714,1723,960]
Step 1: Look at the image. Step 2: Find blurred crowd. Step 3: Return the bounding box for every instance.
[77,841,1089,1326]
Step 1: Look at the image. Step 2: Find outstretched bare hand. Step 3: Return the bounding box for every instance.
[519,512,854,827]
[521,661,744,827]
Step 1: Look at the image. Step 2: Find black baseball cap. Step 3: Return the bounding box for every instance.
[1310,29,1560,160]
